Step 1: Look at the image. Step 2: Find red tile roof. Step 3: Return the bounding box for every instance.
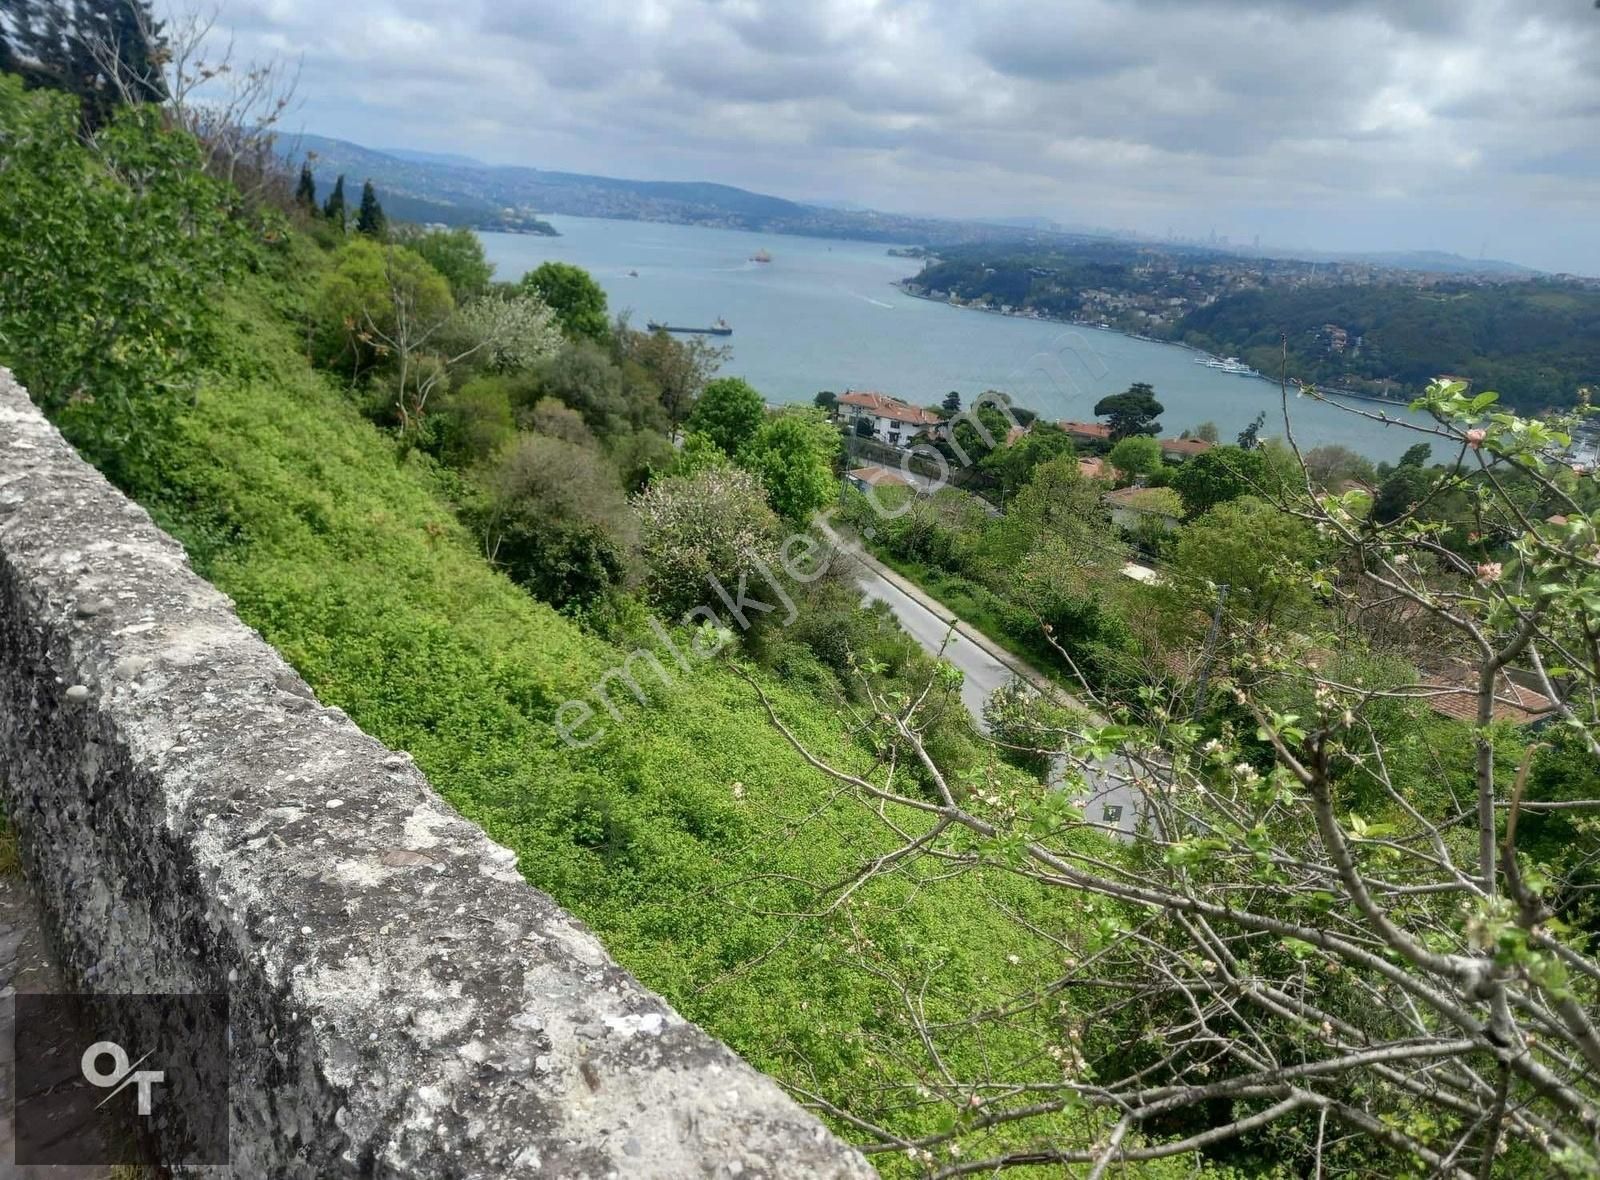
[1078,457,1108,480]
[848,465,913,489]
[1060,420,1112,440]
[839,390,943,426]
[1420,673,1557,726]
[1160,437,1214,457]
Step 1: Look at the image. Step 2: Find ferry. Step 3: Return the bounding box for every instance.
[646,317,733,336]
[1194,355,1259,376]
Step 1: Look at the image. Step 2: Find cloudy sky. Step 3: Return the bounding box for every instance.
[188,0,1600,272]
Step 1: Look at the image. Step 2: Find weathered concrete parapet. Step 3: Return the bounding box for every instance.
[0,370,873,1178]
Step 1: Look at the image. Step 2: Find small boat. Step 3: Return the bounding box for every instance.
[749,249,772,263]
[627,269,639,277]
[646,317,733,336]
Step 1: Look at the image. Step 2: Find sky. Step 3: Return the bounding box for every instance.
[180,0,1600,273]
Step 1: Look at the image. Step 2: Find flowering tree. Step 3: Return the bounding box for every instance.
[748,381,1600,1176]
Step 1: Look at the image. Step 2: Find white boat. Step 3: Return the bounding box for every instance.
[1195,355,1258,376]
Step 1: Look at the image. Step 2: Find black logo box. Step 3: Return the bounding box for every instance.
[11,993,228,1166]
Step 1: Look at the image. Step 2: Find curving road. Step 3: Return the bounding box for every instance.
[844,545,1141,836]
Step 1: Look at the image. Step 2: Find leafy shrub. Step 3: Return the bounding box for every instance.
[634,467,779,619]
[475,434,636,609]
[738,408,840,521]
[0,78,241,487]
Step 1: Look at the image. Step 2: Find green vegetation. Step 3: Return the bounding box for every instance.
[6,49,1600,1178]
[686,376,766,456]
[0,74,1155,1171]
[1107,434,1161,478]
[1094,382,1164,439]
[521,260,610,343]
[909,241,1597,411]
[1178,280,1600,410]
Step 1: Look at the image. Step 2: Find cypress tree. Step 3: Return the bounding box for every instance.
[323,174,347,231]
[355,179,386,238]
[295,163,317,214]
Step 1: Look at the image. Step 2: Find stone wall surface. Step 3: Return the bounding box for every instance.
[0,371,873,1178]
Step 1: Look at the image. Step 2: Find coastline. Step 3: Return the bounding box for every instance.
[892,282,1419,412]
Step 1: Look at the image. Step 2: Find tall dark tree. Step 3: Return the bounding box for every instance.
[355,178,386,238]
[942,390,961,413]
[322,174,347,231]
[1236,409,1266,450]
[1093,382,1164,440]
[1,0,169,131]
[294,162,317,213]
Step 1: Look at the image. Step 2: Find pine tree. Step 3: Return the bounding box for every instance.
[355,179,386,238]
[323,174,347,231]
[295,163,317,214]
[2,0,168,131]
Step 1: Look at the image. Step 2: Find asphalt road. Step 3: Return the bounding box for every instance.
[847,546,1142,836]
[851,560,1013,723]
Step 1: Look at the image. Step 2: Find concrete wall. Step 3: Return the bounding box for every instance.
[0,371,872,1178]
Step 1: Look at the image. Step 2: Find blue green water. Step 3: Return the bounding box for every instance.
[480,217,1436,461]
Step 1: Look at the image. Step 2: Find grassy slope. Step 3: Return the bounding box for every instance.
[134,248,1133,1166]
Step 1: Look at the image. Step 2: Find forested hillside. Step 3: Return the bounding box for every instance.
[4,8,1600,1176]
[909,245,1597,411]
[1176,281,1600,410]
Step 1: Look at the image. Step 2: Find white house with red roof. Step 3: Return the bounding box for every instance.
[838,390,943,448]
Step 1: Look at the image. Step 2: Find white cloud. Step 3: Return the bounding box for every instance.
[173,0,1600,271]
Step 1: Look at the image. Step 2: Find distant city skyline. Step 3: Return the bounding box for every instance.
[189,0,1600,274]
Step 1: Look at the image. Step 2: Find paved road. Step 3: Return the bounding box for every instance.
[845,546,1143,836]
[851,559,1013,723]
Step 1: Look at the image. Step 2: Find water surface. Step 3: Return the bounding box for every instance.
[481,218,1435,461]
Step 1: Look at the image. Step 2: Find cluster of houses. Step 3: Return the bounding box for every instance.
[834,391,1213,524]
[833,389,1561,736]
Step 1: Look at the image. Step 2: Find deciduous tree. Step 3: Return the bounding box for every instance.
[687,377,766,457]
[522,261,609,343]
[738,408,840,521]
[744,383,1600,1178]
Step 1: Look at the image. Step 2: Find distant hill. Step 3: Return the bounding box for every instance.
[378,147,487,169]
[1251,246,1538,278]
[1176,280,1598,411]
[284,133,1113,247]
[284,134,1559,277]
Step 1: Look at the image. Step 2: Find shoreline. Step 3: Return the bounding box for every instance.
[893,282,1420,412]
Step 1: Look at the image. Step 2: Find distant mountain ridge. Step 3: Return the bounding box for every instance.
[287,133,1008,245]
[285,133,1551,276]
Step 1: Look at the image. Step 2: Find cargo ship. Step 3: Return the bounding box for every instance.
[646,317,733,336]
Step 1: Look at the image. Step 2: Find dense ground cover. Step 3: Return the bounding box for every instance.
[110,252,1157,1171]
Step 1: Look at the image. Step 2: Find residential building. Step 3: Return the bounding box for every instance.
[1059,420,1113,445]
[838,390,943,448]
[1159,437,1214,462]
[846,465,915,494]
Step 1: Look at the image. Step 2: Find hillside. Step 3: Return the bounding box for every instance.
[286,134,1145,247]
[1174,280,1600,410]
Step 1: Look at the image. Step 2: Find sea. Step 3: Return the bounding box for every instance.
[479,216,1437,462]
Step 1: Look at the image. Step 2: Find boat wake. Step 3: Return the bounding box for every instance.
[852,292,895,309]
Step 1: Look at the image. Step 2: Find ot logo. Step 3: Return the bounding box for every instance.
[81,1041,165,1116]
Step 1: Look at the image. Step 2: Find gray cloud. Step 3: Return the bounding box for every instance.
[179,0,1600,272]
